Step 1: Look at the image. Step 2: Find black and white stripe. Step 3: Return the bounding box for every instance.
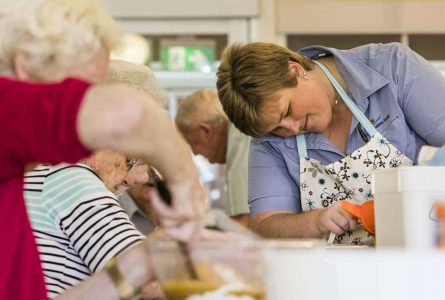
[24,163,144,298]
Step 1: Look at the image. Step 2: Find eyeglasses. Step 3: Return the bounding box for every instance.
[126,158,139,171]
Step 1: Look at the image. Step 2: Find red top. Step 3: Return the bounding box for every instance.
[0,77,91,299]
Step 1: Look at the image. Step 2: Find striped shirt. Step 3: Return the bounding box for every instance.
[24,163,144,298]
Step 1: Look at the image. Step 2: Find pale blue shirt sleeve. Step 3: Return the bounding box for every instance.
[391,44,445,146]
[248,137,301,215]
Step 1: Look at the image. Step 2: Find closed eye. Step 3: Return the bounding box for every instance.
[272,100,292,134]
[285,103,291,117]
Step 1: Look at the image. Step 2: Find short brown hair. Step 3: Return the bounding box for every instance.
[216,42,313,137]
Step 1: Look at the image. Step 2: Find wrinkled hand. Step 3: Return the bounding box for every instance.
[149,181,208,243]
[316,201,358,235]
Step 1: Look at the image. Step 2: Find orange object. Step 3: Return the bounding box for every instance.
[342,199,375,235]
[436,203,445,248]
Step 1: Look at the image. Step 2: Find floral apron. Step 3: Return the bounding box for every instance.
[297,60,413,245]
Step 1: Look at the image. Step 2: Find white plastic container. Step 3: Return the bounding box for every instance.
[262,247,445,300]
[372,166,445,249]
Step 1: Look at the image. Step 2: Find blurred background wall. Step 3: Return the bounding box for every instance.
[3,0,445,206]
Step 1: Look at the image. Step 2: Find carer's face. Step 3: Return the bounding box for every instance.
[260,75,333,138]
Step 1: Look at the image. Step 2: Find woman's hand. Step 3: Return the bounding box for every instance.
[316,201,358,235]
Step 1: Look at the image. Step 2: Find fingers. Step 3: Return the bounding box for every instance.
[148,189,205,242]
[317,202,359,235]
[148,189,187,224]
[338,201,359,231]
[345,214,358,231]
[330,213,357,235]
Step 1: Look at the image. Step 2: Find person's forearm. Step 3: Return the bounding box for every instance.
[252,210,324,239]
[55,267,120,300]
[77,85,206,230]
[77,84,200,191]
[231,214,250,228]
[56,241,153,300]
[126,94,198,187]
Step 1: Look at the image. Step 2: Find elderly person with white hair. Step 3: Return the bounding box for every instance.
[0,1,206,299]
[0,0,116,82]
[175,90,251,227]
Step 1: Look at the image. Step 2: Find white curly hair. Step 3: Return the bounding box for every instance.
[0,0,121,80]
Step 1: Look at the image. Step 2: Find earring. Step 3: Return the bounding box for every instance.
[303,71,308,80]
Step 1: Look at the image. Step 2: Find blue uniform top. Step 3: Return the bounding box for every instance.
[249,43,445,215]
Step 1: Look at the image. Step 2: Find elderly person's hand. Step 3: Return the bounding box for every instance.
[315,201,358,236]
[148,179,208,243]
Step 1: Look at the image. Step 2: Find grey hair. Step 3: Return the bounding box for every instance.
[107,60,167,107]
[0,0,120,79]
[175,89,228,133]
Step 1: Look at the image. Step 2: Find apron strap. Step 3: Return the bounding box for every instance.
[312,60,377,136]
[296,60,379,160]
[296,134,308,158]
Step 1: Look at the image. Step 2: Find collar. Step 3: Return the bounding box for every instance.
[284,132,339,153]
[298,46,391,150]
[298,45,391,111]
